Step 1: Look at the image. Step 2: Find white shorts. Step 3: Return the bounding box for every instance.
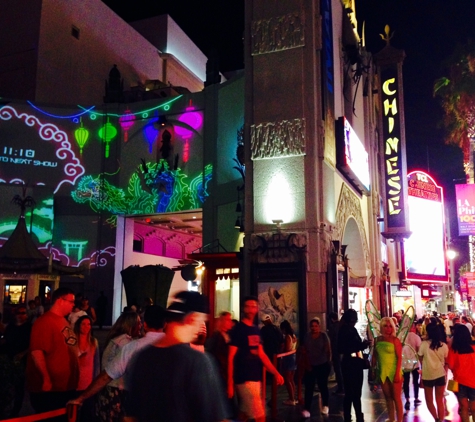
[236,381,265,419]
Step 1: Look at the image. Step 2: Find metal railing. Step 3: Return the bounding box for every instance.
[3,405,78,422]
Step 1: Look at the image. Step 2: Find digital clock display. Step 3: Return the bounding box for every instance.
[3,147,35,158]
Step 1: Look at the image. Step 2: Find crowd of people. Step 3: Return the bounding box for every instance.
[3,290,475,422]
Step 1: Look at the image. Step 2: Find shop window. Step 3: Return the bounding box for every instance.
[4,282,27,305]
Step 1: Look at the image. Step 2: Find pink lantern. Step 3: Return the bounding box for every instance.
[119,109,136,142]
[175,102,203,162]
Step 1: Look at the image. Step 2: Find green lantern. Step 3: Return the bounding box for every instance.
[74,120,89,155]
[98,118,117,158]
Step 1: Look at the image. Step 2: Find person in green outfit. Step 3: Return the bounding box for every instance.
[373,316,403,422]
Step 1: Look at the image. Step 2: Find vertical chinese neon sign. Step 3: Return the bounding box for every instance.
[379,63,410,235]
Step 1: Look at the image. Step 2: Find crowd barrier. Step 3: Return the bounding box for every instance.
[2,405,78,422]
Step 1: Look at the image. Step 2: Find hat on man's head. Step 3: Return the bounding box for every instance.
[166,291,209,316]
[261,314,272,322]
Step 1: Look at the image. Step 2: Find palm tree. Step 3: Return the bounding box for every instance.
[434,40,475,163]
[11,185,36,217]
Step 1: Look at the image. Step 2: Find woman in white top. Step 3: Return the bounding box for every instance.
[418,322,448,422]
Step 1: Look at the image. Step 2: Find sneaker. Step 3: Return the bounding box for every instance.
[283,399,296,406]
[404,401,410,410]
[321,406,329,415]
[301,410,311,418]
[414,399,422,405]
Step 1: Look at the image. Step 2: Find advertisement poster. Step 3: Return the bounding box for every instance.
[258,281,299,337]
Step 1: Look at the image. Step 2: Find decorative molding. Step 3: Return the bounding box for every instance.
[251,12,305,55]
[250,231,307,264]
[251,118,306,160]
[334,184,370,271]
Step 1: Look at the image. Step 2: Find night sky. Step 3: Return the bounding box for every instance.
[103,0,475,257]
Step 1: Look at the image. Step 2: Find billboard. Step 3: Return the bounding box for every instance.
[335,117,370,194]
[405,171,448,283]
[455,184,475,236]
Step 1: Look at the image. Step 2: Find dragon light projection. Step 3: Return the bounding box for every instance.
[71,159,213,226]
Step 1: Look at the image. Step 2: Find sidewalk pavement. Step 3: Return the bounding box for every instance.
[266,372,461,422]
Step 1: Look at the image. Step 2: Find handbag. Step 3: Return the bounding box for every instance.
[362,352,371,370]
[447,379,459,393]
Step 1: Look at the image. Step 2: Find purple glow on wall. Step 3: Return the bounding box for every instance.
[175,105,203,162]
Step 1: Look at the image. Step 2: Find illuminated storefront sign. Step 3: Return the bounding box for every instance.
[455,184,475,236]
[336,117,370,194]
[405,171,448,283]
[379,66,409,235]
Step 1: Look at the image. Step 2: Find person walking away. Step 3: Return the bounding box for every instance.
[299,317,331,418]
[260,314,283,362]
[447,324,475,422]
[338,309,371,422]
[74,315,99,421]
[205,311,233,385]
[96,291,108,330]
[96,311,141,421]
[327,311,344,395]
[67,306,165,413]
[228,296,284,422]
[26,287,79,419]
[373,317,403,422]
[403,322,422,410]
[3,305,32,417]
[418,322,448,422]
[279,320,298,406]
[80,297,97,325]
[123,291,230,422]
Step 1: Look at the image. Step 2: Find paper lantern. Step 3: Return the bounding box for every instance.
[98,119,117,158]
[74,120,89,155]
[175,105,203,163]
[119,109,135,142]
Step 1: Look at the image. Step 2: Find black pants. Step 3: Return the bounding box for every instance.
[332,353,344,392]
[30,391,78,422]
[341,357,364,422]
[304,361,331,411]
[403,369,420,400]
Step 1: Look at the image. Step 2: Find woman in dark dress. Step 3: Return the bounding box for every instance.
[338,309,371,422]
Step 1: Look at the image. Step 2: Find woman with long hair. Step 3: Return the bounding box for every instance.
[74,315,100,421]
[447,324,475,422]
[373,317,403,422]
[279,320,298,405]
[299,317,331,418]
[418,322,448,422]
[96,311,141,421]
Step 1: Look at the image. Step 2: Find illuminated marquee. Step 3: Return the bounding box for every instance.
[405,171,448,283]
[379,65,409,235]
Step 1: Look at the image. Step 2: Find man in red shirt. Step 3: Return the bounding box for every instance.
[26,287,79,416]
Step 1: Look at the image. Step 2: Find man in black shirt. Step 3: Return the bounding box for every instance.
[124,291,229,422]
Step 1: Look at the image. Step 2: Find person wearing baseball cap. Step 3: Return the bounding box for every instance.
[124,291,229,422]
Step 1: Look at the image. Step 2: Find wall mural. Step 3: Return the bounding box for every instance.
[0,99,209,267]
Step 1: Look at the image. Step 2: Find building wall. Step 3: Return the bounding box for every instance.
[0,0,42,100]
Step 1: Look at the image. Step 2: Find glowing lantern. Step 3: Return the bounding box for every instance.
[98,118,117,158]
[119,109,136,142]
[74,120,89,155]
[144,118,159,153]
[175,102,202,162]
